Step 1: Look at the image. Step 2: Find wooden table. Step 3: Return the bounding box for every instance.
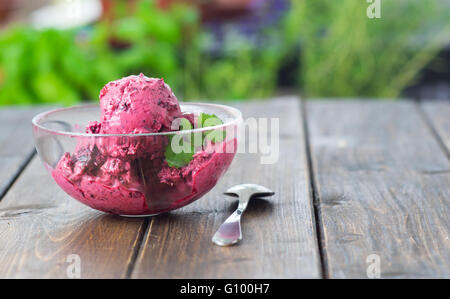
[0,98,449,279]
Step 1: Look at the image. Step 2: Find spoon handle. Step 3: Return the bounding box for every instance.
[212,209,243,246]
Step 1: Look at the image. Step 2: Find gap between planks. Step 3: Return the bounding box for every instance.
[300,99,329,279]
[125,217,151,279]
[415,101,450,161]
[0,149,36,202]
[0,106,55,203]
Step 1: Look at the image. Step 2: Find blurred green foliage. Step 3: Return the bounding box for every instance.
[0,0,449,105]
[284,0,450,98]
[183,32,283,101]
[0,0,199,105]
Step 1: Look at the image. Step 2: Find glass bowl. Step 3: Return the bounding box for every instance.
[32,103,242,216]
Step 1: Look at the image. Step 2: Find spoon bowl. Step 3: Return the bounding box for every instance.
[224,183,275,198]
[212,184,275,246]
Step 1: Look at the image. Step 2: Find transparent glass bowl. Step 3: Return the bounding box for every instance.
[32,103,242,216]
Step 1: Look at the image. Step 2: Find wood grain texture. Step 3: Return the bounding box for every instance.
[132,97,321,278]
[0,158,146,278]
[421,101,450,154]
[307,100,450,278]
[0,106,50,199]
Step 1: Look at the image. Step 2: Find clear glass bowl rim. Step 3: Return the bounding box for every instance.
[32,102,243,137]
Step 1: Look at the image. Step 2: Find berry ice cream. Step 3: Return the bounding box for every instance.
[51,74,237,215]
[97,74,181,134]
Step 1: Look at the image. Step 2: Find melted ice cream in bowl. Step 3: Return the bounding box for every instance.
[32,74,242,216]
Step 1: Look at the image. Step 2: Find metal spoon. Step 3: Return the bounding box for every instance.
[212,184,274,246]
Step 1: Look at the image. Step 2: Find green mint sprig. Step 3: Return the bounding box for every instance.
[164,113,225,168]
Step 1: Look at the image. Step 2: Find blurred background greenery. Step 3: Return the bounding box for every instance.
[0,0,449,105]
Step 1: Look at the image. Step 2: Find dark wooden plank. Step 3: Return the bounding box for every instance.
[132,97,321,278]
[307,100,450,278]
[0,158,146,278]
[421,101,450,154]
[0,106,51,199]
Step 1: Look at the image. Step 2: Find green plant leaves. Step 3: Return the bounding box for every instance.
[286,0,450,98]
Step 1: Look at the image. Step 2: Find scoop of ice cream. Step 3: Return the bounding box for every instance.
[51,73,237,215]
[84,74,182,159]
[99,73,181,134]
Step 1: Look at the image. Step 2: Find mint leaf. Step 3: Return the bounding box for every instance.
[164,113,225,168]
[179,117,193,131]
[164,117,194,168]
[164,140,194,168]
[198,113,226,143]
